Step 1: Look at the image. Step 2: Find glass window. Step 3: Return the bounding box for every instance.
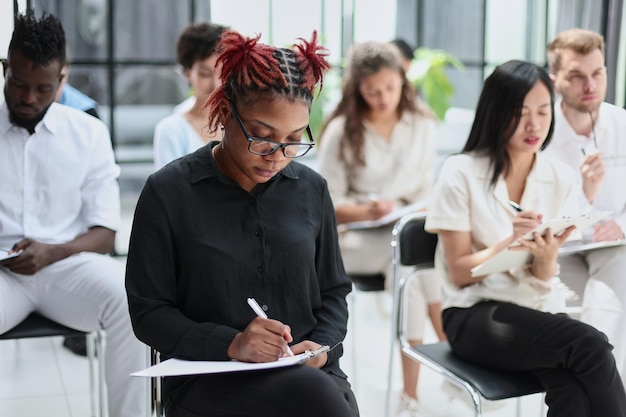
[111,65,188,160]
[447,67,484,110]
[114,0,189,61]
[421,0,485,63]
[32,0,109,60]
[67,65,109,105]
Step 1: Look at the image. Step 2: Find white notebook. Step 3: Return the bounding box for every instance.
[471,211,609,277]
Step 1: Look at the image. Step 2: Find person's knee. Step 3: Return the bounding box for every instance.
[278,367,356,416]
[570,323,615,369]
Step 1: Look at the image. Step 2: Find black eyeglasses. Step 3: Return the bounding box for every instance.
[230,101,315,158]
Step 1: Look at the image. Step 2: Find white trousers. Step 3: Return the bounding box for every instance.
[559,245,626,387]
[0,253,147,417]
[339,226,442,340]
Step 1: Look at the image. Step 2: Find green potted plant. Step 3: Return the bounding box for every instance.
[407,47,465,121]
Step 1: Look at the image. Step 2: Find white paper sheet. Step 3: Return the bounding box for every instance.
[132,349,324,377]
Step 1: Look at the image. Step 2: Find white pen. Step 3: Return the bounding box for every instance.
[509,200,523,212]
[247,297,294,356]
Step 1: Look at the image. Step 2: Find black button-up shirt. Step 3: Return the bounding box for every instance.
[125,142,351,380]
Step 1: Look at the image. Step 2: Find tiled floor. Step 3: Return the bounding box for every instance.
[0,161,547,417]
[0,335,93,416]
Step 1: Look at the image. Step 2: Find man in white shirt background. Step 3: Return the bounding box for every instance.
[544,27,626,385]
[0,10,145,417]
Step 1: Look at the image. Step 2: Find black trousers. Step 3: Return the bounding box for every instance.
[163,365,359,417]
[443,301,626,417]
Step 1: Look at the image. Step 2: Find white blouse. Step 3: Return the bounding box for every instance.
[425,152,583,310]
[317,111,436,209]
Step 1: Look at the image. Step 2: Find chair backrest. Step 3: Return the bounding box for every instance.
[397,214,438,268]
[348,272,386,292]
[390,212,438,333]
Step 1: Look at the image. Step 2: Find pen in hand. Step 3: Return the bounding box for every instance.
[247,297,294,357]
[509,201,523,212]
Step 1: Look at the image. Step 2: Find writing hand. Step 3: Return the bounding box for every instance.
[580,152,605,203]
[366,198,394,220]
[511,210,543,241]
[227,317,293,363]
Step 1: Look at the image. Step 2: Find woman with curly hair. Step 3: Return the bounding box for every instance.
[125,30,359,417]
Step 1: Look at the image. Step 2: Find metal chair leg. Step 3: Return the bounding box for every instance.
[86,330,108,417]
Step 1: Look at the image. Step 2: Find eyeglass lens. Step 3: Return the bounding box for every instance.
[248,133,313,158]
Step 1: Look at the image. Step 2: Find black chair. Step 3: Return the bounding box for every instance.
[384,212,545,417]
[0,312,107,417]
[348,273,386,292]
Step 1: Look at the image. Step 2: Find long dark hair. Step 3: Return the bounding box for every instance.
[462,60,555,186]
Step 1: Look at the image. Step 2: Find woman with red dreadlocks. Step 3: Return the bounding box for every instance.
[125,30,360,417]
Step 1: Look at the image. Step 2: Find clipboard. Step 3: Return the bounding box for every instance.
[131,345,331,377]
[343,200,428,230]
[471,211,610,277]
[559,238,626,255]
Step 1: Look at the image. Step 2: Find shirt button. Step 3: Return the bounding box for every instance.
[255,230,262,237]
[262,305,269,312]
[257,265,265,273]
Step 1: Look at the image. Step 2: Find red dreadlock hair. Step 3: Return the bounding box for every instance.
[206,30,330,132]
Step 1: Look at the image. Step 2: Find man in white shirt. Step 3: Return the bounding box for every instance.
[0,10,145,417]
[544,28,626,384]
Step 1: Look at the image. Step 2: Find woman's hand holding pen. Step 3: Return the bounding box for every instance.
[365,193,394,220]
[580,152,605,203]
[227,317,294,363]
[510,209,543,241]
